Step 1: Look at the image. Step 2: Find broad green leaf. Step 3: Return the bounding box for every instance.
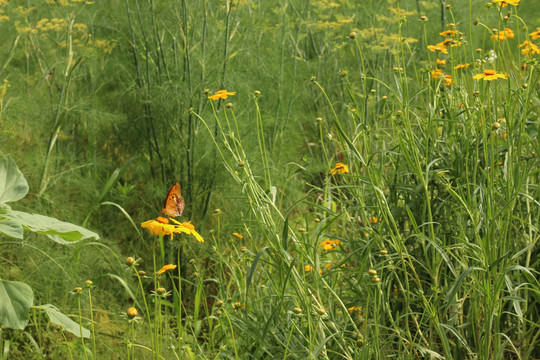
[0,155,29,204]
[38,304,90,338]
[0,202,11,214]
[0,218,23,238]
[5,211,99,244]
[0,280,34,330]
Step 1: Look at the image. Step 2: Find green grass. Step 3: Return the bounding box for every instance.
[1,0,539,359]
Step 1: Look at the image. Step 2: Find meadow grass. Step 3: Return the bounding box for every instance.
[0,0,539,359]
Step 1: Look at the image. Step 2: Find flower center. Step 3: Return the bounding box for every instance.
[157,216,169,224]
[484,70,496,75]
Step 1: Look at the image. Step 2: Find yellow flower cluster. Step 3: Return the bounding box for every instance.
[36,18,68,32]
[490,28,514,42]
[428,29,462,55]
[320,239,343,251]
[431,69,452,86]
[454,63,470,70]
[519,40,540,57]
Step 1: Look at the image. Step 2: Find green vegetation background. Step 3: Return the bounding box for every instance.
[1,0,539,358]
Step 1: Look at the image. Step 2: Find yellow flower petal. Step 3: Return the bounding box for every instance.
[156,264,177,274]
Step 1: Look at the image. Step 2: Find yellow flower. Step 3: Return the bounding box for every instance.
[321,239,335,251]
[427,45,449,54]
[439,30,458,37]
[304,265,315,272]
[436,59,446,66]
[156,264,177,275]
[141,218,204,242]
[208,90,236,100]
[320,239,343,251]
[472,69,507,81]
[438,39,461,48]
[519,40,540,57]
[443,75,452,86]
[491,28,514,41]
[454,63,470,70]
[431,69,444,80]
[530,29,540,40]
[492,0,519,6]
[329,162,349,175]
[347,306,362,314]
[232,232,244,239]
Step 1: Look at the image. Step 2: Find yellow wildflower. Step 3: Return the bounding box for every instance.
[443,75,452,86]
[156,264,177,275]
[436,59,446,66]
[438,39,461,48]
[329,162,349,175]
[208,90,236,100]
[348,306,362,314]
[492,0,519,6]
[439,30,458,37]
[472,69,507,81]
[491,28,514,41]
[427,45,449,54]
[141,217,204,242]
[431,69,444,80]
[530,29,540,40]
[519,40,540,57]
[232,232,244,239]
[320,239,343,251]
[304,265,315,272]
[454,63,470,70]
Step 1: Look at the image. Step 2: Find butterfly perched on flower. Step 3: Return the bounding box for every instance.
[162,183,185,218]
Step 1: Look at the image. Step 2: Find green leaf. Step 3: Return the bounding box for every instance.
[0,280,34,330]
[37,304,90,338]
[0,218,23,238]
[245,247,268,303]
[0,155,29,204]
[281,216,289,250]
[4,211,99,244]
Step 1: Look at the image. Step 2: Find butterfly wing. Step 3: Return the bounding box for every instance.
[162,183,185,218]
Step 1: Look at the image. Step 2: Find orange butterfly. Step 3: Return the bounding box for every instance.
[162,183,185,218]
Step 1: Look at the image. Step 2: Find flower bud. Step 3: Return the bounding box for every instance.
[126,307,138,318]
